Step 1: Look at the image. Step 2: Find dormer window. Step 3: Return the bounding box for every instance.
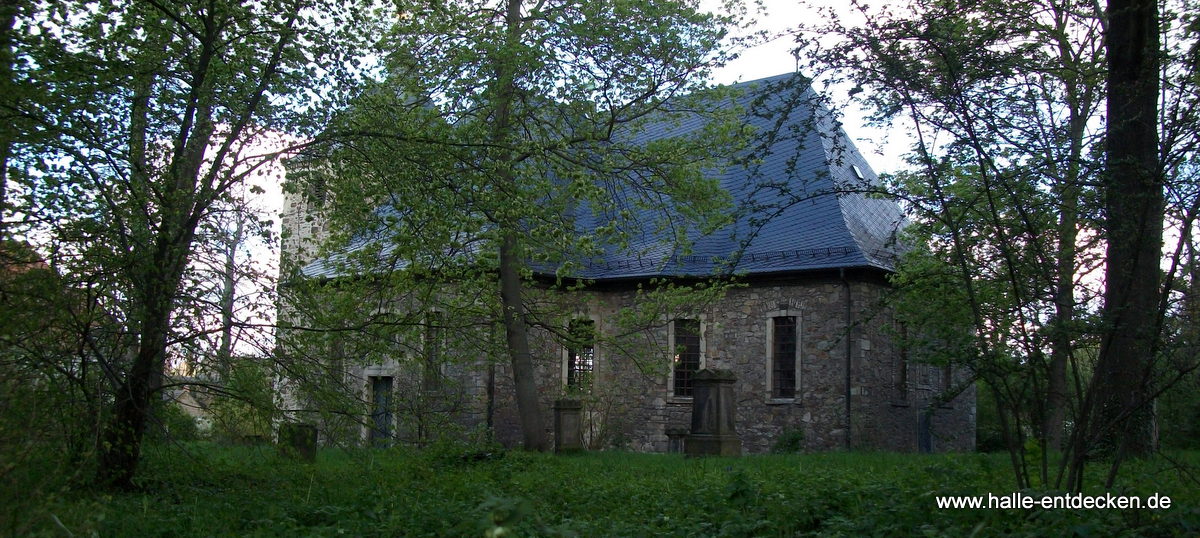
[851,164,865,181]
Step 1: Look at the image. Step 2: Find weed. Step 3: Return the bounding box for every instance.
[9,444,1198,536]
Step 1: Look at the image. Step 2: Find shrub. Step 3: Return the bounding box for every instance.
[770,427,805,453]
[208,361,275,443]
[149,402,200,442]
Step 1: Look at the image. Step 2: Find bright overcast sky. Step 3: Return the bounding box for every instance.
[709,0,910,175]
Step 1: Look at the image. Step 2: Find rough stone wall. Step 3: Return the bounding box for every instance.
[275,177,975,451]
[279,168,330,272]
[276,270,976,451]
[344,356,491,445]
[482,277,976,453]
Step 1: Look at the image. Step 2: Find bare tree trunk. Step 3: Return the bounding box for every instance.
[1045,102,1087,453]
[499,232,548,450]
[486,363,496,438]
[483,0,548,451]
[217,217,244,368]
[97,239,191,488]
[1089,0,1162,467]
[96,308,169,489]
[1045,222,1075,452]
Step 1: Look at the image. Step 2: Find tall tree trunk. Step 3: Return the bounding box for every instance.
[499,232,548,450]
[0,0,23,241]
[96,233,192,488]
[488,0,548,451]
[1045,202,1076,453]
[93,45,169,489]
[1091,0,1162,463]
[217,217,244,369]
[96,302,171,489]
[1045,98,1088,453]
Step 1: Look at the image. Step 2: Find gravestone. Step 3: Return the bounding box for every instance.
[278,423,317,462]
[685,369,742,456]
[665,427,688,453]
[553,399,584,452]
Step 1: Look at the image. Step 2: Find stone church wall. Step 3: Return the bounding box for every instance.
[485,276,976,453]
[276,173,975,451]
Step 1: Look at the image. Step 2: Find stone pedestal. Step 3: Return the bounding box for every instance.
[665,427,689,453]
[278,423,317,462]
[685,369,742,457]
[553,399,584,452]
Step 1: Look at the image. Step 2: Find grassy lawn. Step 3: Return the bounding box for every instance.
[8,443,1199,537]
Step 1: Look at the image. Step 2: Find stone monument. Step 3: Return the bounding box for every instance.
[553,399,584,452]
[685,369,742,456]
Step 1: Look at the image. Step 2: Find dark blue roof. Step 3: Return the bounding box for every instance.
[531,73,903,279]
[301,73,903,281]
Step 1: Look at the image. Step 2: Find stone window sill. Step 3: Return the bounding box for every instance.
[766,398,798,406]
[889,401,910,408]
[667,396,693,406]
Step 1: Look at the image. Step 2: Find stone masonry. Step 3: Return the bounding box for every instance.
[481,273,976,454]
[277,181,978,453]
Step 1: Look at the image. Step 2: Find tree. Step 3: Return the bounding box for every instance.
[797,0,1199,490]
[799,0,1106,486]
[0,0,29,240]
[1074,0,1163,484]
[2,0,374,488]
[280,0,747,450]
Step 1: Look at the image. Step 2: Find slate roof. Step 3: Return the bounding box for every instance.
[300,73,904,281]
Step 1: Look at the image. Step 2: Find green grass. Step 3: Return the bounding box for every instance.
[8,443,1200,537]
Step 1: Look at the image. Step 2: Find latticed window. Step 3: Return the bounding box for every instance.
[567,319,595,391]
[672,319,701,397]
[772,316,797,398]
[369,376,393,446]
[918,363,936,388]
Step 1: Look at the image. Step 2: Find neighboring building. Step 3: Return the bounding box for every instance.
[279,74,976,453]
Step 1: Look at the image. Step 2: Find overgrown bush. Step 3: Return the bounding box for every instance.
[975,387,1007,452]
[208,362,275,443]
[148,402,201,442]
[770,427,805,453]
[1160,367,1200,449]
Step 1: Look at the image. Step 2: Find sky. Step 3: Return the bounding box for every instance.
[708,0,910,175]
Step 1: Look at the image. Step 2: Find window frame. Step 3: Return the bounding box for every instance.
[562,317,597,393]
[915,362,938,390]
[764,309,801,403]
[668,317,705,399]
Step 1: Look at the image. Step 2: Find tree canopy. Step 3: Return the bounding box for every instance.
[797,0,1200,490]
[1,0,378,488]
[278,0,752,451]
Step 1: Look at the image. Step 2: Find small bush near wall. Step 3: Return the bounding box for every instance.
[149,403,201,442]
[770,428,806,454]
